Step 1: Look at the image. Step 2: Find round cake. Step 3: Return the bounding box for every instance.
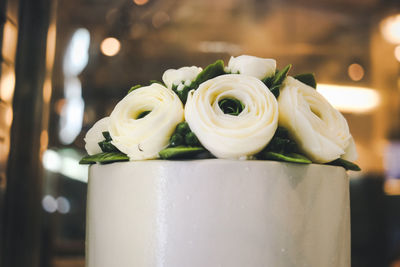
[81,55,359,267]
[86,160,350,267]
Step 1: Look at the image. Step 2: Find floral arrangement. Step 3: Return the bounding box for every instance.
[80,55,360,171]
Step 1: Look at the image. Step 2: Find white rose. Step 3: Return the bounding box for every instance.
[185,74,278,159]
[162,66,203,90]
[278,76,358,163]
[109,83,184,160]
[227,55,276,80]
[84,117,110,155]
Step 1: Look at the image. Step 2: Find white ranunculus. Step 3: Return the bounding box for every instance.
[109,83,184,160]
[185,74,278,159]
[84,117,110,155]
[278,76,358,163]
[227,55,276,80]
[162,66,203,89]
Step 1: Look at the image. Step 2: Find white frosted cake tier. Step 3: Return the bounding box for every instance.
[86,160,350,267]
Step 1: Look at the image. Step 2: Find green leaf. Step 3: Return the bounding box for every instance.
[175,122,190,136]
[263,127,297,153]
[79,152,129,165]
[261,75,274,88]
[258,151,312,164]
[269,84,281,98]
[272,64,292,87]
[184,132,200,146]
[128,85,142,94]
[326,158,361,171]
[137,110,151,119]
[98,140,120,153]
[294,73,316,89]
[102,131,112,142]
[218,98,244,116]
[159,146,207,159]
[169,133,184,147]
[191,60,226,89]
[172,84,191,104]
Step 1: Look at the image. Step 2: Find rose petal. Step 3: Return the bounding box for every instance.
[278,76,357,163]
[84,117,110,155]
[109,83,184,160]
[162,66,203,89]
[185,74,278,159]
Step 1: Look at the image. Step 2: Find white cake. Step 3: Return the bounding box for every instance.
[86,160,350,267]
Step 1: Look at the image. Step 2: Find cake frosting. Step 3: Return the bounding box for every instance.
[82,55,358,267]
[86,160,350,267]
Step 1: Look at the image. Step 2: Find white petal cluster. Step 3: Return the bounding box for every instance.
[185,74,278,159]
[226,55,276,80]
[278,76,358,163]
[84,117,110,155]
[108,83,184,160]
[162,66,203,91]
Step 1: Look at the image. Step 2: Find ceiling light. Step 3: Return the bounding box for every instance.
[380,14,400,44]
[317,84,380,113]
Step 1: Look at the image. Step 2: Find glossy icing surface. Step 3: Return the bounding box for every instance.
[86,160,350,267]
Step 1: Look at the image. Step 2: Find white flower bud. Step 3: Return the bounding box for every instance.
[84,117,110,155]
[227,55,276,79]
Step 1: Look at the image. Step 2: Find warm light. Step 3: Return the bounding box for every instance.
[198,41,242,54]
[384,179,400,196]
[0,68,15,102]
[317,84,380,113]
[100,37,121,56]
[5,105,13,126]
[133,0,148,5]
[347,63,364,81]
[380,14,400,44]
[40,130,49,152]
[43,79,52,103]
[395,45,400,62]
[2,21,18,62]
[46,23,57,71]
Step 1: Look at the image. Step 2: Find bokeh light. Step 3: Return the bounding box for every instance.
[133,0,148,6]
[395,45,400,62]
[100,37,121,57]
[380,14,400,44]
[347,63,364,81]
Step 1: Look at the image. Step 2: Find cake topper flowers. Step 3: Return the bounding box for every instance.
[80,55,360,171]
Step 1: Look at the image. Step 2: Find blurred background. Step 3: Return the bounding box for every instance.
[0,0,399,266]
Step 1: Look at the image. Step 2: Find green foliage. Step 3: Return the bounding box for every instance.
[173,60,226,104]
[294,73,317,88]
[136,110,151,119]
[79,152,129,164]
[326,158,361,171]
[256,126,311,164]
[159,146,206,159]
[218,98,244,116]
[191,60,226,89]
[262,64,292,98]
[258,151,312,164]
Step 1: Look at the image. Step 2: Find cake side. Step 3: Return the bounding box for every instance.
[86,160,350,267]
